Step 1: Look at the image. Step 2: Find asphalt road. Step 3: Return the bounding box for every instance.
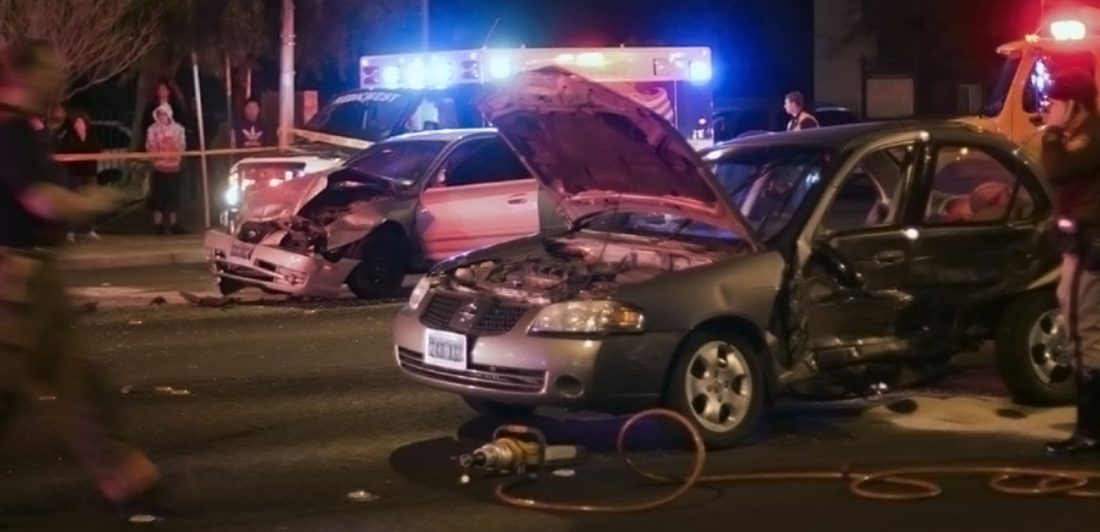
[2,265,1100,531]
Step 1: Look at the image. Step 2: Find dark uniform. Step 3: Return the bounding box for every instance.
[1042,70,1100,455]
[0,103,159,503]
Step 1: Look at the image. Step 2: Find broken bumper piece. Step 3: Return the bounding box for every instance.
[203,229,358,298]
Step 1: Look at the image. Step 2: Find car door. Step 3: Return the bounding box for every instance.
[790,138,923,360]
[416,136,539,261]
[901,138,1056,320]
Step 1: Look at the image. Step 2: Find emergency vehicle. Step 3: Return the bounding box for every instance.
[962,6,1100,154]
[221,46,715,228]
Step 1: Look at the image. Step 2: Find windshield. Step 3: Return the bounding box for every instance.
[305,90,420,142]
[343,140,447,183]
[709,146,832,240]
[982,54,1021,117]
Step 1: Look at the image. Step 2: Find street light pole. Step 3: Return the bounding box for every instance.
[421,0,429,51]
[279,0,295,151]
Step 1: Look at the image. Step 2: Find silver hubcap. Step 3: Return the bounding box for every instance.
[685,341,753,433]
[1029,309,1071,385]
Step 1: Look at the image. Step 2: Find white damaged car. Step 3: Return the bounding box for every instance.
[204,129,559,299]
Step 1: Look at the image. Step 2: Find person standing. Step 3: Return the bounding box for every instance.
[58,112,103,241]
[234,99,273,149]
[145,103,186,235]
[784,91,819,132]
[0,39,170,519]
[1042,69,1100,455]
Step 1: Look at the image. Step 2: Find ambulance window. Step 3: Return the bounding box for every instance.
[1023,52,1095,113]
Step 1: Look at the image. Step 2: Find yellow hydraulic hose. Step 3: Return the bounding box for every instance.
[493,408,1100,512]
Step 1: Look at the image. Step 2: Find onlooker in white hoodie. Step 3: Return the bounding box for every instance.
[145,103,186,235]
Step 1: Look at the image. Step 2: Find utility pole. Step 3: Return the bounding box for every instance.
[279,0,295,151]
[421,0,430,51]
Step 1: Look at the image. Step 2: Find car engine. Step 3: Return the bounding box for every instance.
[442,235,725,305]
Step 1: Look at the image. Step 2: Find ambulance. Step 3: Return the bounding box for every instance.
[220,46,715,228]
[961,6,1100,155]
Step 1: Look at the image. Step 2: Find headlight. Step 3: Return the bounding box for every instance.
[224,185,240,206]
[408,276,431,310]
[528,300,644,335]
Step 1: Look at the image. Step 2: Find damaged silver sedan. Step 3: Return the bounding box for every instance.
[394,66,1064,448]
[205,129,551,299]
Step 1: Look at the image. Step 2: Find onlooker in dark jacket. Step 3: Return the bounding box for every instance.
[58,112,102,241]
[234,99,273,149]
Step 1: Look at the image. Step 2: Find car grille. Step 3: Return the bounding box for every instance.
[420,292,530,335]
[237,221,279,244]
[397,347,546,393]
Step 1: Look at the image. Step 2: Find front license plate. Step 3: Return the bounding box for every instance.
[230,242,254,260]
[424,329,468,371]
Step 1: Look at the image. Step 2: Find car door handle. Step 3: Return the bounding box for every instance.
[874,250,906,264]
[507,197,528,205]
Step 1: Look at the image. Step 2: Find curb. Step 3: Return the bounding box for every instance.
[60,250,208,271]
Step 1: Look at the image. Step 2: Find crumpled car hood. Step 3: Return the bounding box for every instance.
[479,66,760,249]
[237,170,334,221]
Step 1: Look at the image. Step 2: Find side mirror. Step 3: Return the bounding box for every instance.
[810,242,864,289]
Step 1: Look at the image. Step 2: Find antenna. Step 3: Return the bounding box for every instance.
[481,17,501,49]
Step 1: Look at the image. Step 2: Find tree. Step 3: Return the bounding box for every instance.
[0,0,163,100]
[297,0,420,84]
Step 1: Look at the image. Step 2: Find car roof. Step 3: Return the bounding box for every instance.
[702,121,1005,156]
[382,127,497,143]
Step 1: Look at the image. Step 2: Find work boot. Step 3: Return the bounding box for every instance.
[1045,369,1100,455]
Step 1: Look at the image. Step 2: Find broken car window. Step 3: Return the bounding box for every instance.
[923,145,1033,225]
[820,143,916,234]
[344,140,447,183]
[711,146,831,240]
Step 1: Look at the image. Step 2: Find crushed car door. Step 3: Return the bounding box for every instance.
[903,139,1057,326]
[417,136,539,261]
[791,140,923,365]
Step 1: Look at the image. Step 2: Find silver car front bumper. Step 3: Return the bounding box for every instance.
[392,293,681,410]
[204,229,358,298]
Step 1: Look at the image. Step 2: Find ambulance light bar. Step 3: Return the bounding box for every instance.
[1052,19,1087,41]
[359,47,713,89]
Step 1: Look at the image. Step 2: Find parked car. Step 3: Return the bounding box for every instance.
[204,128,550,299]
[713,103,860,141]
[393,66,1064,448]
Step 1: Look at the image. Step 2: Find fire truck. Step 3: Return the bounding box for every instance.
[961,6,1100,155]
[220,46,715,228]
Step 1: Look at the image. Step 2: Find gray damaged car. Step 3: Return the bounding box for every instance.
[393,66,1063,448]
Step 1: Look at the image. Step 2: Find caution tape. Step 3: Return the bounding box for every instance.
[52,128,369,162]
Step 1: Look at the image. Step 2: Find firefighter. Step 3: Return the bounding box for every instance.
[0,39,171,518]
[1042,68,1100,455]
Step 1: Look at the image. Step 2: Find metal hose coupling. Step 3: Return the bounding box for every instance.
[458,424,586,482]
[471,408,1100,513]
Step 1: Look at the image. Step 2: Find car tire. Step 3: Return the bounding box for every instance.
[218,277,247,296]
[665,331,765,449]
[463,397,536,419]
[995,289,1074,406]
[346,231,409,300]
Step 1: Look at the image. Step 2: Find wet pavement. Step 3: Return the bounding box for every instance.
[3,265,1100,531]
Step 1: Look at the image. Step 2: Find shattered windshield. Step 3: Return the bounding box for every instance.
[709,146,832,240]
[343,140,447,183]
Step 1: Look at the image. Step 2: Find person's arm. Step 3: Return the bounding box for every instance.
[1041,125,1100,184]
[145,128,156,152]
[0,124,119,223]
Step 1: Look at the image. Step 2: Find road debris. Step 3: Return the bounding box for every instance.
[37,395,57,402]
[149,296,168,306]
[180,291,238,308]
[127,320,144,326]
[551,469,577,478]
[345,490,380,503]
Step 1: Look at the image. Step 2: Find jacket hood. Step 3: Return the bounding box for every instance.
[478,66,760,249]
[152,103,175,123]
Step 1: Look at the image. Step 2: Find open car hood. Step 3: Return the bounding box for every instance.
[478,66,760,249]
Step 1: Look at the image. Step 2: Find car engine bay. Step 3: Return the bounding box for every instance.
[440,233,729,305]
